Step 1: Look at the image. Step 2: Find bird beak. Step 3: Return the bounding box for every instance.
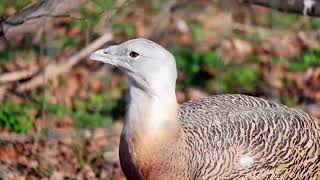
[89,47,119,66]
[90,46,134,74]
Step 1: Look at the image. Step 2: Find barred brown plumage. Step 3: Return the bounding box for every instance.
[90,38,320,179]
[178,94,320,179]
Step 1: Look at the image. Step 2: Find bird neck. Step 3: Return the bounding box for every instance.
[122,82,180,162]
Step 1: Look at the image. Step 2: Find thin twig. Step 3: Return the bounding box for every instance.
[16,32,113,92]
[2,14,83,26]
[147,0,177,38]
[0,0,88,40]
[0,67,40,84]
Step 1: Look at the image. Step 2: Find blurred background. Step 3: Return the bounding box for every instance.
[0,0,319,179]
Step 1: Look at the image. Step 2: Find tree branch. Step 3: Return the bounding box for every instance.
[0,0,88,40]
[16,32,113,92]
[0,67,40,84]
[242,0,320,17]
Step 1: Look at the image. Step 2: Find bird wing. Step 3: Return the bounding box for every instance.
[178,94,320,179]
[225,106,320,179]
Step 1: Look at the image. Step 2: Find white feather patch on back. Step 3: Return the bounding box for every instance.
[237,154,255,168]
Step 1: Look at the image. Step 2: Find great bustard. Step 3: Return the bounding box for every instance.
[90,38,320,179]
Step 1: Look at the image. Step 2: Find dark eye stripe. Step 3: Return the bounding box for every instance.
[129,51,140,58]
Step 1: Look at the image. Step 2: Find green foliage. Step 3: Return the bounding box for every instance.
[113,23,136,37]
[70,0,114,31]
[45,103,71,117]
[78,6,101,30]
[171,46,223,86]
[172,46,200,85]
[149,0,163,14]
[0,86,123,132]
[43,92,118,129]
[72,93,117,128]
[288,49,320,72]
[93,0,114,11]
[0,47,14,63]
[0,0,33,16]
[188,20,204,39]
[310,19,320,30]
[72,112,112,129]
[201,51,225,70]
[57,35,77,50]
[281,96,296,107]
[171,46,261,93]
[0,100,33,133]
[267,13,300,28]
[217,66,261,93]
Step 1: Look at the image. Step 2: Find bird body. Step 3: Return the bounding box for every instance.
[90,38,320,179]
[120,94,320,179]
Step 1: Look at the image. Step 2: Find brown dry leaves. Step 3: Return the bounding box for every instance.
[294,67,320,100]
[0,122,125,180]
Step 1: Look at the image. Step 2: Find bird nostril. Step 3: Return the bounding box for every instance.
[103,51,108,54]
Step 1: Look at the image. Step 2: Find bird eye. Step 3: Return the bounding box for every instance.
[129,51,140,58]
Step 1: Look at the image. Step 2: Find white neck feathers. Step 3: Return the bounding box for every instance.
[125,84,178,135]
[122,80,180,153]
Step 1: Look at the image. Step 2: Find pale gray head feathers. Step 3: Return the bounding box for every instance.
[90,38,177,97]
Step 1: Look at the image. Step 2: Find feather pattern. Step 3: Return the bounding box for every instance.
[135,94,320,179]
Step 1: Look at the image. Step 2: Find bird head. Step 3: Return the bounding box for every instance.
[89,38,177,96]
